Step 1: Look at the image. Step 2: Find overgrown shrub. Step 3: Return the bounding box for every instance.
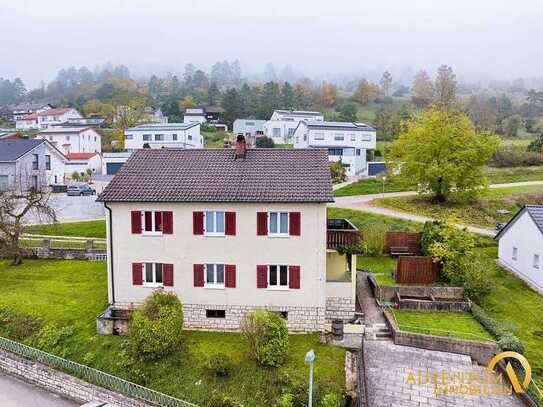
[33,323,76,357]
[256,136,275,148]
[125,290,184,362]
[471,303,524,353]
[205,352,233,377]
[447,257,495,303]
[489,145,543,167]
[0,307,42,340]
[330,161,347,184]
[361,223,386,256]
[421,220,475,266]
[241,309,289,367]
[320,393,344,407]
[206,393,241,407]
[276,393,295,407]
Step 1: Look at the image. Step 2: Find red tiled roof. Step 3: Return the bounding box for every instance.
[37,108,73,116]
[66,152,97,160]
[98,148,334,203]
[20,113,38,120]
[38,127,91,135]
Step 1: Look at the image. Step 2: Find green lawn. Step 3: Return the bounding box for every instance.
[391,310,493,341]
[334,166,543,197]
[327,207,421,232]
[202,130,225,148]
[24,220,106,239]
[373,185,543,229]
[0,259,345,405]
[357,256,396,286]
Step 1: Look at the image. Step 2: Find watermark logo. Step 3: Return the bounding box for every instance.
[487,351,531,394]
[405,351,531,396]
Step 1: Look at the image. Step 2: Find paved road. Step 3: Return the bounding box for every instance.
[332,180,543,236]
[0,372,77,406]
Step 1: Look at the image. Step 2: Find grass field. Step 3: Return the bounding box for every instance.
[391,310,493,341]
[357,256,397,286]
[327,207,421,232]
[24,220,106,239]
[0,260,345,405]
[373,185,543,229]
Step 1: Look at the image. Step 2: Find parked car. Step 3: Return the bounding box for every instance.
[67,183,96,196]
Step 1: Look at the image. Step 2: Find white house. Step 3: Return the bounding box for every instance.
[124,123,202,151]
[263,110,324,144]
[293,121,376,177]
[102,152,133,175]
[16,108,83,130]
[183,108,207,124]
[65,152,103,178]
[12,103,52,122]
[233,119,266,138]
[496,205,543,294]
[97,138,358,332]
[37,127,102,155]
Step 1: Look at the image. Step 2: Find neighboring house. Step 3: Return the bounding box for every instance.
[56,117,106,128]
[233,119,265,138]
[293,121,376,177]
[184,106,226,129]
[263,110,324,144]
[0,139,66,190]
[102,152,133,175]
[12,103,52,122]
[65,152,103,177]
[97,139,358,332]
[36,127,102,155]
[124,123,202,151]
[16,108,83,130]
[496,205,543,294]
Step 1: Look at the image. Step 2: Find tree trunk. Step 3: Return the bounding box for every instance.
[433,177,446,203]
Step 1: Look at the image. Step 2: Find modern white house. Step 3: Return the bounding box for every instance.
[36,127,102,155]
[293,121,376,177]
[496,205,543,294]
[16,108,83,130]
[0,138,66,190]
[97,139,358,332]
[102,152,133,176]
[124,123,202,151]
[65,152,103,178]
[263,110,324,144]
[233,119,266,146]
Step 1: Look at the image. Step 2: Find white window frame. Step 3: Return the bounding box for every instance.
[204,263,225,289]
[272,128,281,138]
[125,134,133,140]
[268,264,289,290]
[512,247,518,261]
[141,210,163,236]
[314,132,325,141]
[143,134,152,141]
[268,212,289,237]
[204,210,225,236]
[143,262,163,287]
[534,254,540,269]
[154,134,164,141]
[334,133,344,141]
[361,134,372,142]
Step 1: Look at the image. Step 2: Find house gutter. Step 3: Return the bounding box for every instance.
[104,202,115,304]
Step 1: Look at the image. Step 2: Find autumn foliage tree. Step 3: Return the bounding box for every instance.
[318,81,337,108]
[387,109,500,202]
[411,70,434,108]
[352,79,380,105]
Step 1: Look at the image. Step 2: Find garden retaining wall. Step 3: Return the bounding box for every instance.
[0,349,152,407]
[383,311,499,365]
[367,274,464,302]
[8,247,107,261]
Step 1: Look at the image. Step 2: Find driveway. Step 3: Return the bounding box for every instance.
[0,372,77,406]
[331,181,543,236]
[27,194,105,224]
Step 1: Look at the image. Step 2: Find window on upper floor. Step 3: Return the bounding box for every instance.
[356,149,361,156]
[269,212,289,236]
[534,254,540,269]
[45,155,51,170]
[32,154,39,170]
[143,134,152,141]
[205,264,225,288]
[334,133,344,141]
[272,128,281,137]
[512,247,518,261]
[350,133,356,141]
[125,134,133,140]
[205,211,225,235]
[172,134,178,141]
[188,135,193,140]
[155,134,164,141]
[314,132,325,140]
[131,210,173,235]
[287,128,296,136]
[328,148,343,156]
[361,134,372,142]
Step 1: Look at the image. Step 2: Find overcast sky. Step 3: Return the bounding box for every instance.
[1,0,542,87]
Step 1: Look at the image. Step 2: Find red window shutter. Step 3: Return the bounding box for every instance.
[163,263,174,286]
[132,263,143,285]
[257,212,268,236]
[154,211,163,232]
[193,212,204,235]
[225,264,236,288]
[289,265,300,289]
[144,211,153,232]
[162,211,173,234]
[257,265,268,288]
[131,211,142,234]
[289,212,301,236]
[193,264,204,287]
[225,212,236,235]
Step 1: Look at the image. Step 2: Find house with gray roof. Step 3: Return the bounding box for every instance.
[293,120,377,177]
[124,122,202,151]
[0,138,66,191]
[97,137,359,332]
[264,110,324,144]
[496,205,543,293]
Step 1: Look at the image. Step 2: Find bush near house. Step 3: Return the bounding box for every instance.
[329,161,347,184]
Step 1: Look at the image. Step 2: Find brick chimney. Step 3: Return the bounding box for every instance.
[235,135,246,159]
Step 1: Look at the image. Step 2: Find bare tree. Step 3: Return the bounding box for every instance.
[0,173,56,265]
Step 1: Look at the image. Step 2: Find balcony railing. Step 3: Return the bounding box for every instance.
[327,218,361,250]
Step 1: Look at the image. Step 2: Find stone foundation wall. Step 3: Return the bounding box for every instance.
[325,297,355,322]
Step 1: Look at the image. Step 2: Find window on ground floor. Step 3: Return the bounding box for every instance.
[512,247,518,261]
[0,175,8,191]
[144,262,163,286]
[269,265,288,289]
[534,254,540,269]
[205,264,225,288]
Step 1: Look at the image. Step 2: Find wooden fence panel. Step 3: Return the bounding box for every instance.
[395,256,438,284]
[384,232,422,255]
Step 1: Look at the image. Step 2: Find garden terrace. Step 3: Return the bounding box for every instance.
[327,218,361,250]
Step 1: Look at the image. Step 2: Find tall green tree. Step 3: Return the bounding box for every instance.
[434,65,457,109]
[387,109,500,202]
[221,88,243,128]
[411,70,434,108]
[337,103,358,122]
[280,82,295,110]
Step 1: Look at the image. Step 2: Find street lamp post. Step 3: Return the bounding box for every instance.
[305,349,315,407]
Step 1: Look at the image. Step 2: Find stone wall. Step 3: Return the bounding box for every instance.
[367,274,464,302]
[325,297,355,323]
[383,311,499,365]
[0,349,152,406]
